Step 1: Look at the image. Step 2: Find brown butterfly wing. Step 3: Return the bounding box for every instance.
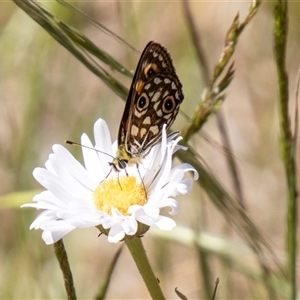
[118,41,184,158]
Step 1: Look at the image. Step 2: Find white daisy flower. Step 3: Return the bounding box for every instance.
[22,118,198,244]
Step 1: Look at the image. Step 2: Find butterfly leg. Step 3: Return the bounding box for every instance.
[136,164,147,200]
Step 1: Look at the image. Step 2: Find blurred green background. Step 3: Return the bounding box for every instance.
[0,1,299,299]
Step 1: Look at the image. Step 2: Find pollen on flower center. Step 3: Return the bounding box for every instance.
[93,175,147,215]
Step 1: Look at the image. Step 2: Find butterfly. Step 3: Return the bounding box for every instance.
[111,41,184,171]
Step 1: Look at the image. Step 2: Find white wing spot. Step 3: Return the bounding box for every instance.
[144,83,151,90]
[158,54,163,61]
[151,91,161,102]
[149,91,154,97]
[150,125,159,135]
[140,127,147,138]
[163,113,172,119]
[142,61,148,69]
[156,109,163,117]
[153,101,160,112]
[163,90,169,97]
[143,116,151,125]
[154,77,162,84]
[153,51,158,57]
[164,78,171,84]
[171,81,177,89]
[131,124,139,137]
[135,109,147,118]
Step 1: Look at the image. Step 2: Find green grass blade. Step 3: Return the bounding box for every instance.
[56,0,138,53]
[13,0,129,100]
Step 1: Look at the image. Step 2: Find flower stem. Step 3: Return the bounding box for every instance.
[125,237,165,300]
[274,1,297,298]
[53,239,77,300]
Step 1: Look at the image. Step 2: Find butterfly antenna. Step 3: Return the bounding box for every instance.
[65,140,115,159]
[67,140,124,188]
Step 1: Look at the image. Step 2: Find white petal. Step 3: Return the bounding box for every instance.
[135,210,156,227]
[159,182,179,197]
[33,168,77,204]
[53,145,95,190]
[94,119,113,156]
[154,216,176,230]
[142,206,160,219]
[29,210,55,229]
[47,152,92,200]
[157,198,179,215]
[147,150,172,191]
[159,125,168,164]
[168,166,185,182]
[39,219,74,231]
[42,229,73,245]
[108,224,125,243]
[81,133,105,184]
[45,158,55,174]
[122,217,138,235]
[29,191,62,209]
[176,179,193,195]
[101,212,121,229]
[136,215,155,227]
[173,163,199,180]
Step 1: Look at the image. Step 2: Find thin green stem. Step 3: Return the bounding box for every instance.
[274,1,297,298]
[125,237,165,300]
[53,239,77,300]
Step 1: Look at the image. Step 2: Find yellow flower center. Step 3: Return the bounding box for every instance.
[93,175,147,215]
